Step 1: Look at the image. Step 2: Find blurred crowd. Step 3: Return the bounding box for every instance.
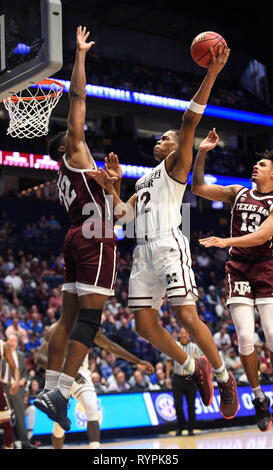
[58,50,267,113]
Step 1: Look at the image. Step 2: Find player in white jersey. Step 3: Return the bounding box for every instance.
[0,339,20,449]
[37,323,153,448]
[89,46,239,419]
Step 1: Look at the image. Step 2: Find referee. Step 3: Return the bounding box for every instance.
[166,328,202,436]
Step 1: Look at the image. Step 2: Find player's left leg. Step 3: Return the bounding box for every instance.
[162,232,238,419]
[34,290,80,430]
[36,293,107,432]
[135,308,213,407]
[173,302,239,420]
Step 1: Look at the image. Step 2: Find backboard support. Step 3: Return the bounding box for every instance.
[0,0,63,100]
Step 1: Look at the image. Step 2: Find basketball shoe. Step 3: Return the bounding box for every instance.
[34,388,71,431]
[218,371,239,419]
[192,356,214,406]
[252,396,272,432]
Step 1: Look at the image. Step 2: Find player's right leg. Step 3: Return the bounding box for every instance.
[34,290,79,431]
[36,292,106,432]
[229,302,272,431]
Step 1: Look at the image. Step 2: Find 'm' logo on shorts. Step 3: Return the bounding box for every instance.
[166,273,178,284]
[234,281,251,296]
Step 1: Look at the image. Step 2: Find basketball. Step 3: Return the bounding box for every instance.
[191,31,227,68]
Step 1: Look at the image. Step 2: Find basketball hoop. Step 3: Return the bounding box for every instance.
[2,79,64,139]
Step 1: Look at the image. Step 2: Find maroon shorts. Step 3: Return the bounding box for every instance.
[0,382,11,420]
[226,259,273,306]
[62,225,118,297]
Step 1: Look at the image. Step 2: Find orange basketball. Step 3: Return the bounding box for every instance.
[191,31,227,68]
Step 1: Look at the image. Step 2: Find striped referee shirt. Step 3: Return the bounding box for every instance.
[170,341,202,376]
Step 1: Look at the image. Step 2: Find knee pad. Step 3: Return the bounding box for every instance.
[237,334,255,356]
[70,308,102,349]
[52,421,65,438]
[78,389,98,421]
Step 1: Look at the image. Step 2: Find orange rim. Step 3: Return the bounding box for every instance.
[4,78,63,103]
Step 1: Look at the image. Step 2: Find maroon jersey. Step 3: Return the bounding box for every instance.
[230,187,273,259]
[57,155,115,241]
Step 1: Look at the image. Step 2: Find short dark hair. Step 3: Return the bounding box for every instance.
[169,129,179,138]
[255,149,273,164]
[48,131,66,161]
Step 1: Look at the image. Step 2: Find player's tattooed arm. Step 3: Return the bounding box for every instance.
[191,129,242,203]
[200,210,273,248]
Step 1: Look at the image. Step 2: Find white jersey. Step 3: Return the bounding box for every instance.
[134,155,186,241]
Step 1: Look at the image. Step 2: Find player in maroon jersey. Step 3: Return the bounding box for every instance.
[34,27,121,431]
[0,339,20,449]
[192,131,273,431]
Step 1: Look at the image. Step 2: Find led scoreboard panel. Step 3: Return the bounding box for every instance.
[0,149,253,188]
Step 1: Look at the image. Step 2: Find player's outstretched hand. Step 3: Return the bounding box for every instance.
[198,128,219,153]
[88,167,117,192]
[199,236,228,248]
[137,360,155,375]
[105,152,122,180]
[208,45,230,75]
[76,26,95,52]
[9,382,19,395]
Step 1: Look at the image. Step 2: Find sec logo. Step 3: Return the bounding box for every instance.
[155,393,176,421]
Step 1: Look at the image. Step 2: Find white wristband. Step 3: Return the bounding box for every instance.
[187,100,207,114]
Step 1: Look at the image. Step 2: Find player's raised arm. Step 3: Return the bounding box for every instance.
[191,128,243,203]
[169,46,230,183]
[66,26,95,162]
[200,209,273,248]
[105,152,122,197]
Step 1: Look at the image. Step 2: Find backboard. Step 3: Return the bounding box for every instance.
[0,0,63,100]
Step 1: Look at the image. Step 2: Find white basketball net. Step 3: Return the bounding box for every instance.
[3,79,63,139]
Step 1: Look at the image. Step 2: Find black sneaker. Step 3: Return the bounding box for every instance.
[34,388,71,431]
[252,396,272,432]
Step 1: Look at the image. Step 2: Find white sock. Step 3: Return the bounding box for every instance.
[89,441,100,449]
[44,370,61,391]
[252,386,265,402]
[183,355,195,375]
[57,373,74,399]
[214,364,229,384]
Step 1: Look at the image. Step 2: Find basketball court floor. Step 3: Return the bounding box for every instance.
[41,425,273,449]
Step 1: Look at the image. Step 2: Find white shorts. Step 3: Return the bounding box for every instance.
[128,229,198,311]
